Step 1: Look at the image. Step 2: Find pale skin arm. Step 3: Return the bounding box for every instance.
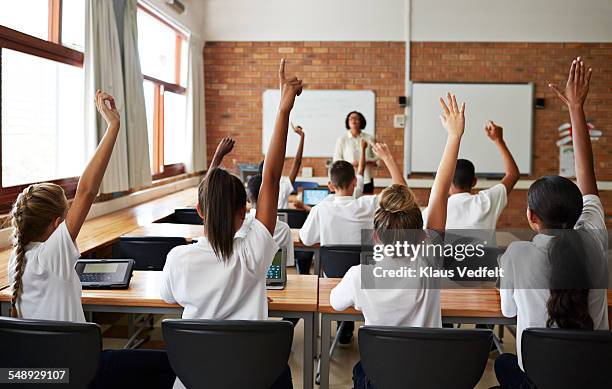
[426,93,465,231]
[357,138,367,176]
[65,91,121,241]
[288,123,305,184]
[256,59,303,234]
[372,143,406,186]
[484,121,520,193]
[549,57,597,196]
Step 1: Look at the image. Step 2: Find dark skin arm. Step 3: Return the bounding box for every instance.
[288,123,304,184]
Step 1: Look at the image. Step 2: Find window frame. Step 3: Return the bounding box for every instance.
[137,3,187,179]
[0,0,84,212]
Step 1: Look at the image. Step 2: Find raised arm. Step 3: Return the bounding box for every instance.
[426,93,465,231]
[357,138,367,177]
[65,91,120,241]
[288,123,305,184]
[549,57,597,196]
[484,121,519,193]
[372,142,405,186]
[208,137,235,171]
[256,59,303,233]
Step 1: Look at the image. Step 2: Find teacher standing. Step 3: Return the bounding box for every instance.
[333,111,378,193]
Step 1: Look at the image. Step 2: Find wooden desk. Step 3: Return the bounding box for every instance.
[317,278,612,389]
[0,187,197,291]
[123,223,204,242]
[0,272,318,389]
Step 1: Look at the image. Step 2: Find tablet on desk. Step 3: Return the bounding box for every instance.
[266,248,287,290]
[75,259,134,289]
[303,188,330,206]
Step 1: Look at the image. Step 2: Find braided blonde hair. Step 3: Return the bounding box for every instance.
[9,183,68,317]
[374,184,423,244]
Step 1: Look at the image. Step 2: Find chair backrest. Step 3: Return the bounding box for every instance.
[277,209,308,229]
[359,326,492,389]
[172,208,203,225]
[162,319,293,389]
[522,328,612,389]
[113,236,187,270]
[320,245,362,278]
[0,317,101,389]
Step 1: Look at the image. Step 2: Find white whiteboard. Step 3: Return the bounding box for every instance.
[409,83,533,174]
[262,90,376,157]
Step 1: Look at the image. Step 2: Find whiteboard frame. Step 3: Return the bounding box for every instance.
[405,82,534,176]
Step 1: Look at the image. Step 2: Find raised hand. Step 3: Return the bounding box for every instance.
[372,142,392,162]
[360,138,368,151]
[484,120,503,143]
[95,90,120,129]
[439,92,465,138]
[279,59,303,112]
[549,57,592,108]
[291,122,304,137]
[215,137,235,159]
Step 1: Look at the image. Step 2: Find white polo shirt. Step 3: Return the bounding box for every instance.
[8,222,85,323]
[330,264,442,328]
[499,195,609,370]
[299,195,379,246]
[278,176,294,209]
[237,209,295,266]
[422,183,508,230]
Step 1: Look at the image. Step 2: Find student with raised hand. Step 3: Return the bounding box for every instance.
[161,59,302,389]
[494,58,608,389]
[208,136,235,171]
[422,119,519,230]
[258,121,305,209]
[330,93,466,388]
[8,91,175,388]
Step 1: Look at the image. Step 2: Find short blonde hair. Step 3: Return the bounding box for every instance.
[374,184,422,243]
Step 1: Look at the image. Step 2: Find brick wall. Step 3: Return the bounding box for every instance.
[204,41,612,227]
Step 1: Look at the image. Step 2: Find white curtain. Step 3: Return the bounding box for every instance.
[185,35,207,172]
[84,0,130,193]
[122,0,152,188]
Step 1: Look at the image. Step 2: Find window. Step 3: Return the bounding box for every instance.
[0,0,85,211]
[137,4,187,178]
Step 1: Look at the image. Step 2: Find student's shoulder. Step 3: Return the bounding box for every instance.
[166,242,201,265]
[478,183,507,200]
[356,194,379,207]
[501,240,538,265]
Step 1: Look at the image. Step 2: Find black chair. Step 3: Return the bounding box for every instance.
[320,244,362,277]
[162,319,293,389]
[112,236,187,271]
[277,209,308,229]
[522,328,612,389]
[156,208,203,225]
[359,326,493,389]
[0,317,101,389]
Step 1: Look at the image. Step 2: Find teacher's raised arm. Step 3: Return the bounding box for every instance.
[333,111,378,193]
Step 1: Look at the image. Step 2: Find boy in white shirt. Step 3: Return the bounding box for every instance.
[422,121,519,230]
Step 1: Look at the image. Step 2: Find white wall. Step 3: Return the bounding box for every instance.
[143,0,207,37]
[197,0,612,42]
[201,0,406,41]
[411,0,612,42]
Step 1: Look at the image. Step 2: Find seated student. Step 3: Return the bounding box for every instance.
[495,58,609,389]
[422,120,519,230]
[294,138,367,211]
[161,59,302,389]
[7,91,174,389]
[258,122,305,209]
[330,93,466,389]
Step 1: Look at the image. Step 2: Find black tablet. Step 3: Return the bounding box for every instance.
[75,259,135,289]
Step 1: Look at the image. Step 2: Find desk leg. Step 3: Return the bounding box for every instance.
[319,313,332,389]
[303,312,315,389]
[314,248,320,276]
[1,302,10,317]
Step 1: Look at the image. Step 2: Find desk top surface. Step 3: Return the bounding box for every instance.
[318,278,612,317]
[0,188,198,291]
[0,272,319,313]
[123,223,204,241]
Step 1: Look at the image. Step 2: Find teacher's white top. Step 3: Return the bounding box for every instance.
[333,131,378,184]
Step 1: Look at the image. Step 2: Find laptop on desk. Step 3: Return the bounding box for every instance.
[303,188,330,206]
[266,248,287,290]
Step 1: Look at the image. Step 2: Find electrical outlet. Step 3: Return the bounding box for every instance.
[394,114,406,128]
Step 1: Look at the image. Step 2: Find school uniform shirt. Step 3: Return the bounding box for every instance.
[8,221,85,323]
[236,209,295,266]
[499,195,609,370]
[422,183,508,230]
[299,195,379,246]
[330,264,442,328]
[278,176,294,209]
[334,131,378,185]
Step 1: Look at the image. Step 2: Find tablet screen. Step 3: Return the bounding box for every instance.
[84,263,119,273]
[303,189,329,206]
[266,250,283,281]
